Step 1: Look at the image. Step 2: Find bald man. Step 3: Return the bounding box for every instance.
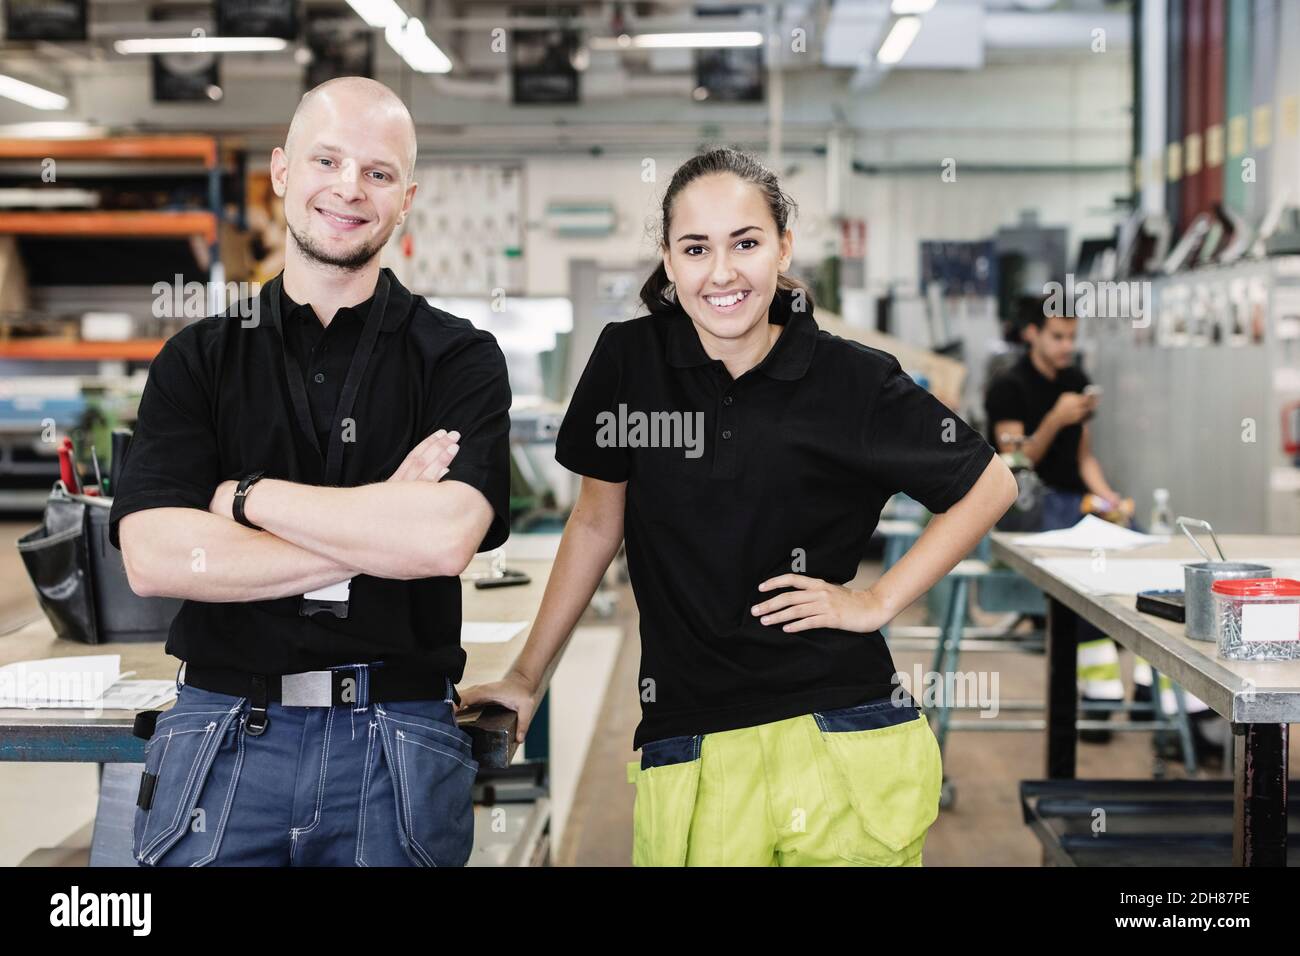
[110,77,513,866]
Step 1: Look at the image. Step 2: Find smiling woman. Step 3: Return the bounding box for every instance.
[638,148,810,381]
[458,146,1018,868]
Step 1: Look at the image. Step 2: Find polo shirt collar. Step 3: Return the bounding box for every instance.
[266,267,411,335]
[1018,350,1060,385]
[281,286,374,329]
[664,292,817,381]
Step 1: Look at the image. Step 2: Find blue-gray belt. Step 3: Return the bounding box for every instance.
[147,663,458,738]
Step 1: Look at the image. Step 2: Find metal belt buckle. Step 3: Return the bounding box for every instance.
[280,671,333,707]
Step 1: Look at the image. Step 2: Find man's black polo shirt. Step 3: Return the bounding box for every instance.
[280,284,374,452]
[984,352,1090,493]
[108,267,512,679]
[554,295,995,749]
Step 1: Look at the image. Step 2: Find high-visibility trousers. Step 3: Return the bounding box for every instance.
[627,695,941,866]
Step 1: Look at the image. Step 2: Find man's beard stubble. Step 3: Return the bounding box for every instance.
[287,216,390,270]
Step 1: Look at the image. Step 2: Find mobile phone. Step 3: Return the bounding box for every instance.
[1084,385,1104,398]
[473,570,531,589]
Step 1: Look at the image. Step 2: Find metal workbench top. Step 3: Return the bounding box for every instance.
[991,530,1299,866]
[990,531,1300,724]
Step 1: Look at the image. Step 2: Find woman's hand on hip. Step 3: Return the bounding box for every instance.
[752,574,894,634]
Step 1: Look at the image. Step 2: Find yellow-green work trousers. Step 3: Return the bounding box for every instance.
[627,695,942,866]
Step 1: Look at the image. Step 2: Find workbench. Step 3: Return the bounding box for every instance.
[0,555,553,767]
[991,531,1300,866]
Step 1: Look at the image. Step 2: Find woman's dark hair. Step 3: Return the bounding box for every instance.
[639,147,814,317]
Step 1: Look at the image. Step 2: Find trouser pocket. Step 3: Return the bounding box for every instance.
[811,696,942,865]
[629,734,703,867]
[364,700,479,867]
[133,687,245,866]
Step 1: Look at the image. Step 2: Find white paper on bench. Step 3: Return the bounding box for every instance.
[1031,558,1187,595]
[1032,557,1300,596]
[0,654,119,707]
[1013,515,1171,551]
[461,621,528,644]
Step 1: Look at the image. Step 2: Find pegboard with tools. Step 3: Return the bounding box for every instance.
[390,164,524,297]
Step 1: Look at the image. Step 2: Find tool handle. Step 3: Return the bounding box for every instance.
[57,437,81,495]
[109,429,132,497]
[1176,516,1225,562]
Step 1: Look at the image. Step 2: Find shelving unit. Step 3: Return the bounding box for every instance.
[0,135,224,269]
[0,134,233,510]
[0,136,218,164]
[0,340,166,361]
[0,211,217,244]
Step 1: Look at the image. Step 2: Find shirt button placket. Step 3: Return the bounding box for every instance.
[713,390,738,479]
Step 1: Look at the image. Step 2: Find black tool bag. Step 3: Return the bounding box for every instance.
[17,481,182,644]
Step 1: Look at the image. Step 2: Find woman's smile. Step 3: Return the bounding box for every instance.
[703,289,752,314]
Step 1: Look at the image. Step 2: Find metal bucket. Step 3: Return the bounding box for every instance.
[1184,561,1272,641]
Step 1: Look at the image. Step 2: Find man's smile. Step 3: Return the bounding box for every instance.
[315,207,370,230]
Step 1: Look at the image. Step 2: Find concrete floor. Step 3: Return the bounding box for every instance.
[0,516,1261,866]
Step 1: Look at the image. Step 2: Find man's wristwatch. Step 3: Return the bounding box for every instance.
[233,470,267,530]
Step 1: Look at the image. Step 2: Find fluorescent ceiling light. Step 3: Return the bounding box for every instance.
[345,0,408,29]
[591,31,763,50]
[346,0,453,74]
[0,121,102,137]
[385,17,452,73]
[0,74,68,110]
[891,0,936,13]
[877,15,922,64]
[634,31,763,48]
[114,37,288,54]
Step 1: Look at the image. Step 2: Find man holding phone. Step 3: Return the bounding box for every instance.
[985,308,1123,524]
[985,303,1129,737]
[984,302,1218,757]
[109,77,511,865]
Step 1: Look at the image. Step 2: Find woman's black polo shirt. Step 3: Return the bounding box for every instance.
[554,296,995,749]
[107,268,512,679]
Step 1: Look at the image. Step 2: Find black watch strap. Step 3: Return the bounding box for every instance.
[233,470,266,530]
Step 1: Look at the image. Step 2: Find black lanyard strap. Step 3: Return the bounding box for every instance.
[270,271,391,487]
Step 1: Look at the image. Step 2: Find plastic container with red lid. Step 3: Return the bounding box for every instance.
[1211,577,1300,661]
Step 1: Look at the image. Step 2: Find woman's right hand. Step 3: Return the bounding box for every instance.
[456,670,541,743]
